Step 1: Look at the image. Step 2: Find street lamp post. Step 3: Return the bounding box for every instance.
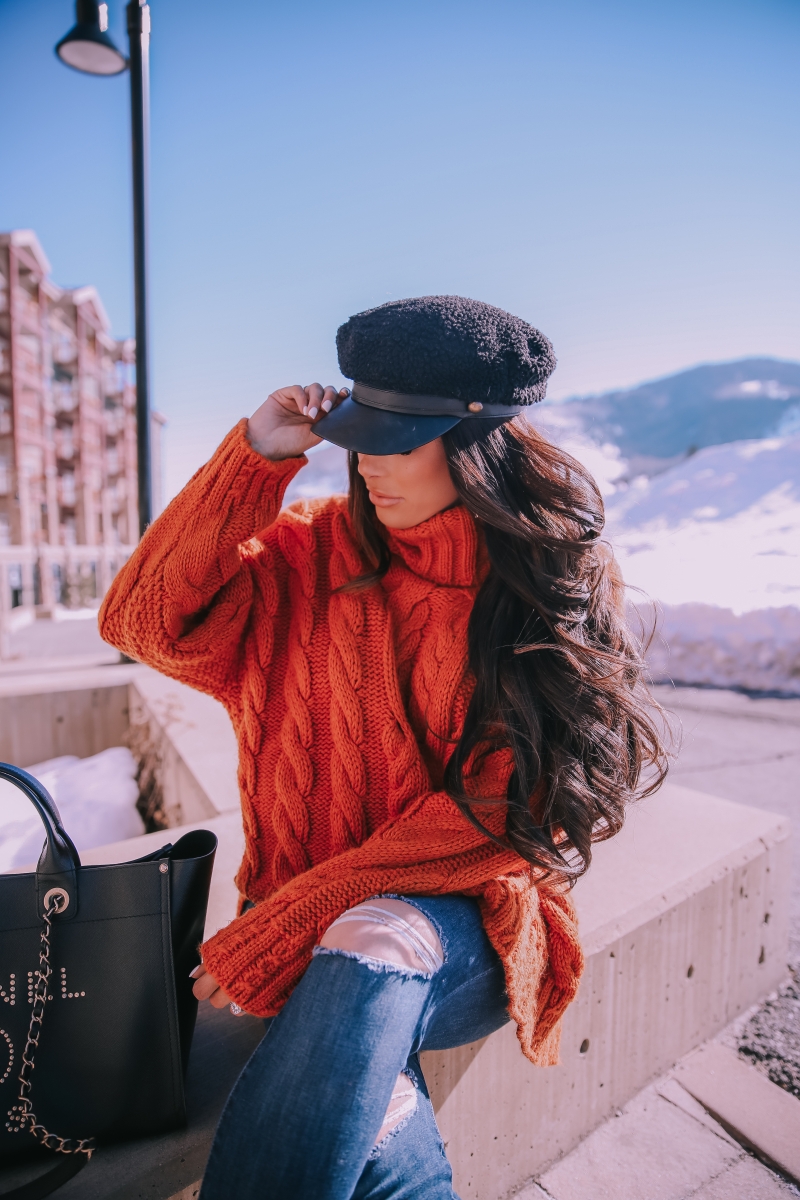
[56,0,152,537]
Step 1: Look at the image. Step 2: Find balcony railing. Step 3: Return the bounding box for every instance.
[58,474,77,506]
[105,408,126,436]
[15,293,41,332]
[54,384,78,413]
[52,338,78,365]
[56,434,76,461]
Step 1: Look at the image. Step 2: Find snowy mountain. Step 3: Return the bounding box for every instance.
[540,358,800,479]
[606,435,800,612]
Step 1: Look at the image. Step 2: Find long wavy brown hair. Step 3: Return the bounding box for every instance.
[344,417,668,885]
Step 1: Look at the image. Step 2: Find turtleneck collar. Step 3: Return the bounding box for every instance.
[385,504,485,587]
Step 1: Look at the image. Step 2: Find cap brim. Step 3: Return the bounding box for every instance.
[314,395,460,454]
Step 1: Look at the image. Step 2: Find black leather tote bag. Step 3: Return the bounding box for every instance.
[0,762,217,1196]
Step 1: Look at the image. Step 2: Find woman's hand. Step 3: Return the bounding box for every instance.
[190,963,237,1010]
[247,383,349,461]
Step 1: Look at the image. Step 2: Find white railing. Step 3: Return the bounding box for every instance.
[58,474,77,506]
[56,432,76,460]
[54,383,77,413]
[105,409,126,436]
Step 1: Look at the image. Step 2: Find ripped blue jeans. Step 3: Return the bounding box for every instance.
[199,894,509,1200]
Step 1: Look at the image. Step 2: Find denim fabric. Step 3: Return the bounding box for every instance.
[199,894,509,1200]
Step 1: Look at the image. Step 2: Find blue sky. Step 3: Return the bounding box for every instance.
[1,0,798,496]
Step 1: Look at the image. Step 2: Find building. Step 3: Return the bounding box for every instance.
[0,229,159,626]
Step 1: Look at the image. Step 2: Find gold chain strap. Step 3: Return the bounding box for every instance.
[5,894,95,1159]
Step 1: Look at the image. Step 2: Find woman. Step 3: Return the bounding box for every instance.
[99,296,666,1199]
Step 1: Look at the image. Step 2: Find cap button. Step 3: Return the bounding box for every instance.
[467,401,484,413]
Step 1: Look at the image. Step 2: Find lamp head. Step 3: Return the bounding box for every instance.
[56,0,127,76]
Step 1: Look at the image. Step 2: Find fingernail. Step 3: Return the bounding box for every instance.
[302,406,308,416]
[340,387,351,397]
[189,966,202,978]
[321,399,332,412]
[308,407,318,419]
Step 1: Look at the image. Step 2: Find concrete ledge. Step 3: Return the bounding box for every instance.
[0,651,121,676]
[0,670,792,1199]
[420,784,791,1198]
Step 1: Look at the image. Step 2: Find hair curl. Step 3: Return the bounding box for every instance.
[344,418,668,884]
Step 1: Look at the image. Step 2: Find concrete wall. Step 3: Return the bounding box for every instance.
[0,664,136,767]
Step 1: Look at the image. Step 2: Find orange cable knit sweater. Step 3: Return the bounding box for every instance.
[99,421,584,1066]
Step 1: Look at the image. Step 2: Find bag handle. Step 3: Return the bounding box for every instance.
[0,763,80,917]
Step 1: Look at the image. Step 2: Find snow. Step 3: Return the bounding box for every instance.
[0,747,145,872]
[565,432,800,695]
[527,405,628,499]
[606,436,800,614]
[630,601,800,695]
[284,440,349,504]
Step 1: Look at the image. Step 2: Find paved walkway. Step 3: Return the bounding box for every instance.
[518,1074,799,1199]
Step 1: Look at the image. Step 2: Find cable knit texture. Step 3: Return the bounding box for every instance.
[99,421,584,1066]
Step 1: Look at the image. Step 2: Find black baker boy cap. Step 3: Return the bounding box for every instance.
[316,295,557,455]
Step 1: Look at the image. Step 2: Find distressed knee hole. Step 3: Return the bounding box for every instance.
[374,1073,417,1146]
[319,898,443,973]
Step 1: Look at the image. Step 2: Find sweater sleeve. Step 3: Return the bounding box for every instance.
[200,787,583,1064]
[98,420,304,698]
